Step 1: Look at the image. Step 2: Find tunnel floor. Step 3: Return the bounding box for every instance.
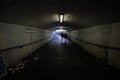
[2,35,120,80]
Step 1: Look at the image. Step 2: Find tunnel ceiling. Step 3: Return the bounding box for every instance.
[0,0,120,30]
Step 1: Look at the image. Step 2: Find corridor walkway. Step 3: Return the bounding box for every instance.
[2,34,120,80]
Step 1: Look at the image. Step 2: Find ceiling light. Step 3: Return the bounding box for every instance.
[60,14,64,23]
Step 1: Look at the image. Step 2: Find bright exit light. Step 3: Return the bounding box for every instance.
[60,14,63,23]
[55,29,66,32]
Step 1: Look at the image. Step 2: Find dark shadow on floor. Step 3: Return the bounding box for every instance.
[2,37,120,80]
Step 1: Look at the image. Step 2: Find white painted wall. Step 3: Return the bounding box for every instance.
[0,23,52,67]
[70,23,120,70]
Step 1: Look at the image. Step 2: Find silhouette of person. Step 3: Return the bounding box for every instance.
[60,32,64,41]
[64,32,67,43]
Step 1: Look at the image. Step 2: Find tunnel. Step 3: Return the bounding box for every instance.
[0,0,120,79]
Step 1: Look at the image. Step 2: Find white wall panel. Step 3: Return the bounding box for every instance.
[0,23,52,67]
[70,23,120,70]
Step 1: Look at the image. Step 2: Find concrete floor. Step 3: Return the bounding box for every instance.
[2,34,120,80]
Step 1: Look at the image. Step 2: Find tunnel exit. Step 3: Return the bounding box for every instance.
[52,29,69,44]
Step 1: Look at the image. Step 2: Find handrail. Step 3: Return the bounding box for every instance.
[71,36,120,62]
[71,36,120,51]
[0,37,50,52]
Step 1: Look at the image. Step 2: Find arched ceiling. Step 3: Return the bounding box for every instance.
[0,0,120,30]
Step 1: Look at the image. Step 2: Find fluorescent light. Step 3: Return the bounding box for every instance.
[60,14,63,23]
